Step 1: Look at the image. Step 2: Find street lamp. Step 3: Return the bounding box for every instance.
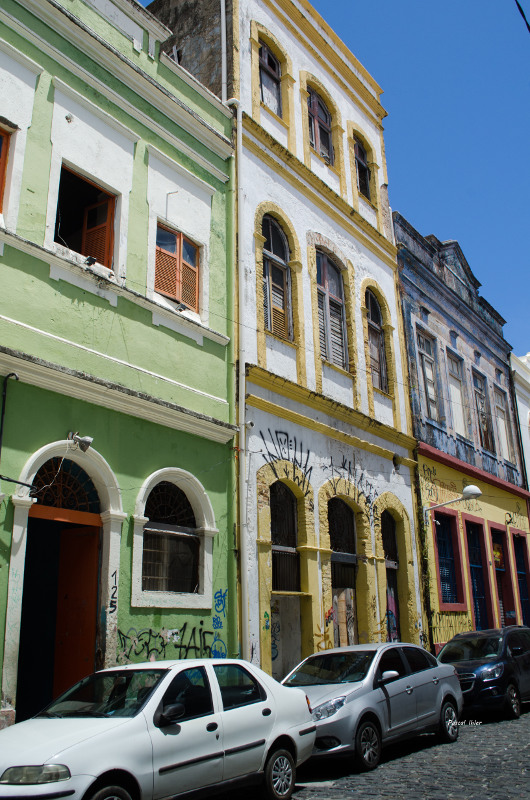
[423,484,482,528]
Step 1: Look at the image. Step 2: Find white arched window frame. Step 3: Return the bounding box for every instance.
[131,468,218,609]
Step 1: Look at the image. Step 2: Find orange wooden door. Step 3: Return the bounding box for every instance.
[53,526,100,698]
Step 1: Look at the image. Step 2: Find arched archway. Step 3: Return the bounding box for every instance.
[2,441,124,722]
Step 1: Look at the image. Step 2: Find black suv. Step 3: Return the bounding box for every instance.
[438,626,530,718]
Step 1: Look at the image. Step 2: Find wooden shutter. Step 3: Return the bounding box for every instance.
[318,291,327,359]
[155,246,178,299]
[181,262,198,311]
[329,299,345,368]
[81,196,114,267]
[263,264,271,330]
[271,266,287,338]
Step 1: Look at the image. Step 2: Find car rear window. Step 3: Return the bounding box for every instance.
[283,651,375,686]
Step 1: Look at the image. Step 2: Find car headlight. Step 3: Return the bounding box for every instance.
[481,664,504,681]
[0,765,71,784]
[311,696,346,721]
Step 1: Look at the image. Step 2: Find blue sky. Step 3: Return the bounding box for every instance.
[142,0,529,355]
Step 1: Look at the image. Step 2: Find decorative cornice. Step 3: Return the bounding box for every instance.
[0,348,236,444]
[247,364,416,453]
[242,116,397,270]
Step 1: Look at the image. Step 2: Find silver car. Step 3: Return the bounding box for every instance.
[282,642,463,770]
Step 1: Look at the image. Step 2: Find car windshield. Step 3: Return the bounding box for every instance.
[283,651,375,686]
[438,636,503,663]
[37,669,167,718]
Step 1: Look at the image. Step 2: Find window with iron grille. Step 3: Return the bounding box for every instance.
[473,372,495,452]
[317,250,347,370]
[259,41,281,117]
[435,514,459,604]
[447,352,467,437]
[307,88,333,164]
[54,166,115,268]
[494,388,514,462]
[262,215,291,339]
[514,536,530,626]
[142,481,199,593]
[0,129,11,213]
[329,498,356,588]
[366,290,388,392]
[155,224,199,312]
[416,331,439,421]
[354,138,371,200]
[270,481,299,592]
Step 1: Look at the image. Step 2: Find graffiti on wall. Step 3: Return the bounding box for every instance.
[117,589,229,663]
[260,429,313,497]
[505,503,529,531]
[322,453,380,515]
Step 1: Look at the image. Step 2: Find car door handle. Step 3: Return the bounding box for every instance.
[432,677,439,685]
[262,708,272,716]
[206,722,218,732]
[405,686,413,695]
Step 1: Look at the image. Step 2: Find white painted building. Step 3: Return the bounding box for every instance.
[150,0,424,677]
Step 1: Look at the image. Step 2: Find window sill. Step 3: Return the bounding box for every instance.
[260,103,288,130]
[271,590,312,597]
[266,330,297,349]
[53,243,117,283]
[437,601,468,613]
[373,385,392,399]
[310,147,339,175]
[321,359,352,378]
[358,192,378,212]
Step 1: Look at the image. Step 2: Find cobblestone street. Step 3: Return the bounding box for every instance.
[292,709,530,800]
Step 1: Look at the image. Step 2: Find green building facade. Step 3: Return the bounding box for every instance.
[0,0,236,727]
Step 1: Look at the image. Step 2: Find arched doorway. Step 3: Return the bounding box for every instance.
[328,497,358,646]
[15,458,102,720]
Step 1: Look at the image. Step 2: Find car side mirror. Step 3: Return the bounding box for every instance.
[156,702,186,728]
[380,670,400,684]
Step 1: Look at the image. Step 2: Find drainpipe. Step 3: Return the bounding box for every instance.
[220,0,227,103]
[227,97,250,661]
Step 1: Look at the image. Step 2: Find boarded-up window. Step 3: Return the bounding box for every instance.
[317,250,347,369]
[494,388,514,462]
[259,41,282,117]
[54,166,115,268]
[271,481,299,592]
[417,331,439,421]
[366,289,388,393]
[262,215,291,339]
[155,224,199,312]
[473,372,495,452]
[447,353,467,437]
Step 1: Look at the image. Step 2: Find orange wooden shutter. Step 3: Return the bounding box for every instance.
[81,196,115,267]
[155,246,178,299]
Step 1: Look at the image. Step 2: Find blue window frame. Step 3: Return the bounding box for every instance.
[436,515,458,604]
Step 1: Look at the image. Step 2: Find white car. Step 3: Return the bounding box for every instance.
[283,643,463,770]
[0,659,315,800]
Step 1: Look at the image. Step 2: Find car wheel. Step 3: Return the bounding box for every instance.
[262,748,295,800]
[88,786,133,800]
[355,719,381,770]
[505,684,521,720]
[438,699,459,743]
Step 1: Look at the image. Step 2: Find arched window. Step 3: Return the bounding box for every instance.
[382,510,400,642]
[354,138,371,200]
[31,458,100,512]
[366,289,388,392]
[317,250,347,369]
[142,481,199,593]
[329,497,356,587]
[262,215,291,339]
[270,481,299,591]
[259,41,281,117]
[307,88,333,164]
